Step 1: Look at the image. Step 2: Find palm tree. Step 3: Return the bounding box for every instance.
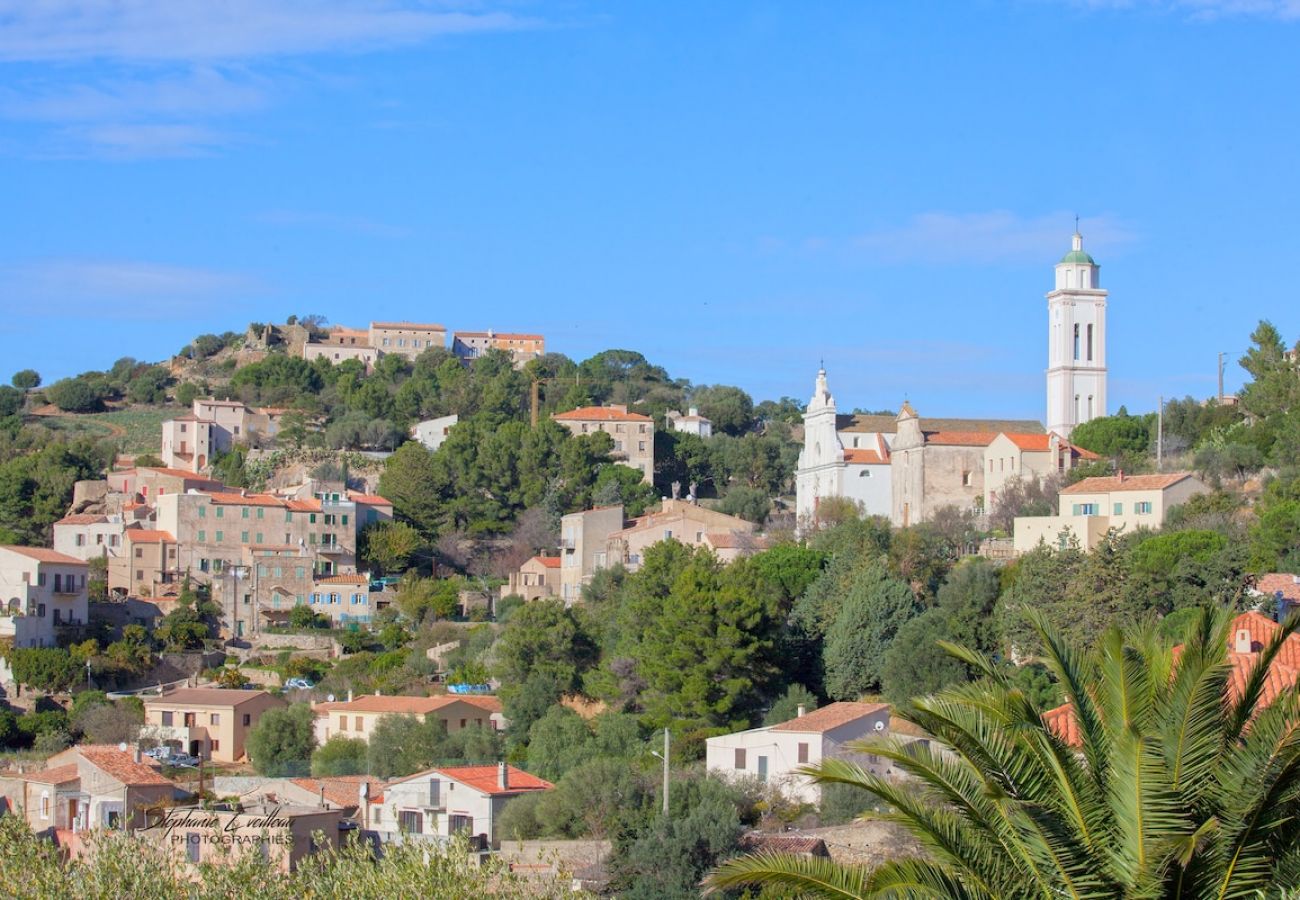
[707,608,1300,899]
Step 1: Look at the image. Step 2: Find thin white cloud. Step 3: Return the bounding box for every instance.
[0,1,531,64]
[0,67,269,123]
[843,210,1138,266]
[0,259,261,318]
[255,209,413,239]
[50,123,236,159]
[1064,0,1300,19]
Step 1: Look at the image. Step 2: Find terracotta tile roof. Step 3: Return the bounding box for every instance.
[529,556,562,569]
[371,321,445,330]
[146,688,278,708]
[459,695,503,713]
[738,833,830,856]
[1060,473,1197,495]
[837,414,1044,435]
[14,764,80,784]
[313,695,457,716]
[923,431,999,447]
[703,532,754,550]
[124,530,176,544]
[770,701,889,733]
[1046,611,1300,748]
[140,466,221,481]
[347,491,392,506]
[286,499,321,512]
[316,574,369,585]
[55,514,109,526]
[204,491,287,507]
[76,745,172,786]
[289,776,385,809]
[397,765,551,796]
[1256,573,1300,604]
[843,448,886,464]
[552,406,653,423]
[0,546,88,565]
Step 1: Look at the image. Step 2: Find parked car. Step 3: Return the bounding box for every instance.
[143,746,172,760]
[283,677,315,691]
[165,752,200,768]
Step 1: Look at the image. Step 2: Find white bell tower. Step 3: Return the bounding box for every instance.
[1046,229,1107,438]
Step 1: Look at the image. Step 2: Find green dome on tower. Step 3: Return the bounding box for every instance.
[1059,231,1096,265]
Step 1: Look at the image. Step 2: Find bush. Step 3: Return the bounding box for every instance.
[246,704,316,776]
[818,780,881,826]
[311,736,368,776]
[46,376,110,412]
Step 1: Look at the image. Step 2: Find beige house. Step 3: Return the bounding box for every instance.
[1013,472,1210,553]
[451,331,545,367]
[53,513,128,562]
[142,688,287,763]
[0,744,174,834]
[559,505,626,604]
[982,432,1100,512]
[160,399,283,474]
[108,529,180,599]
[0,546,89,649]
[139,802,340,872]
[369,322,447,359]
[312,694,501,746]
[305,573,375,626]
[552,405,655,483]
[106,466,225,502]
[502,555,561,602]
[705,702,892,804]
[607,499,757,570]
[302,341,379,370]
[369,763,552,850]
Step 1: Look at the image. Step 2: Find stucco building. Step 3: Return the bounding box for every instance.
[142,688,287,763]
[312,694,502,745]
[558,505,626,604]
[1047,231,1108,439]
[606,499,757,570]
[665,407,713,438]
[1013,472,1210,553]
[705,702,892,804]
[552,405,655,483]
[108,529,180,599]
[451,331,545,367]
[161,399,283,473]
[53,513,128,562]
[369,322,447,359]
[411,414,459,452]
[0,546,89,649]
[0,745,173,835]
[982,432,1099,512]
[502,555,561,602]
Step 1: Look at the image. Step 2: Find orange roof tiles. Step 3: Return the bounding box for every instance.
[371,321,445,330]
[146,688,276,708]
[0,546,88,565]
[923,431,999,447]
[426,765,551,796]
[459,695,503,713]
[313,695,458,716]
[14,764,79,785]
[289,776,384,809]
[770,701,889,733]
[55,514,109,526]
[285,499,321,512]
[347,491,392,506]
[843,449,886,464]
[552,406,653,423]
[124,530,176,544]
[530,556,562,569]
[204,491,287,507]
[1257,574,1300,604]
[316,574,369,585]
[140,466,222,481]
[76,746,171,786]
[1060,473,1196,495]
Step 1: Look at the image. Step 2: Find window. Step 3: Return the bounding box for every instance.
[136,570,144,581]
[285,510,293,522]
[41,792,50,819]
[242,714,251,726]
[1073,324,1080,360]
[296,567,305,579]
[399,810,424,834]
[37,573,45,586]
[240,532,249,543]
[256,533,263,544]
[1135,501,1153,515]
[341,514,348,526]
[210,713,220,725]
[216,507,224,519]
[309,513,317,524]
[757,755,768,781]
[75,534,85,547]
[242,508,249,519]
[797,742,809,764]
[1086,324,1094,361]
[198,530,206,542]
[638,441,646,452]
[734,748,746,770]
[859,469,871,478]
[962,471,973,486]
[135,547,143,558]
[199,506,206,518]
[257,507,264,519]
[162,711,173,726]
[210,739,219,752]
[339,716,347,731]
[354,716,364,731]
[1114,503,1123,515]
[215,531,223,542]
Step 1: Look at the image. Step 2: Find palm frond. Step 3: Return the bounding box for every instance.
[704,852,867,899]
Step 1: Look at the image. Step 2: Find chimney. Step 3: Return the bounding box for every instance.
[347,689,353,703]
[1235,628,1253,654]
[796,705,806,718]
[374,690,380,696]
[688,407,698,417]
[1117,469,1124,482]
[133,748,142,764]
[497,761,508,790]
[360,782,370,828]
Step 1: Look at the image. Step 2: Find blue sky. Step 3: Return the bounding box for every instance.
[1,1,1297,422]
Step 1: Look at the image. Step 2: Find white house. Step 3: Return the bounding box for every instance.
[0,546,90,650]
[411,415,459,453]
[52,514,129,562]
[666,407,713,438]
[369,763,551,850]
[705,702,891,804]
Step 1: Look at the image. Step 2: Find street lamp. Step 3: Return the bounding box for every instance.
[649,727,670,816]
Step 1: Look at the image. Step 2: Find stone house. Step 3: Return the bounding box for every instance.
[160,399,283,474]
[558,505,626,605]
[552,405,655,483]
[451,331,545,367]
[312,694,502,746]
[301,341,379,370]
[368,322,447,359]
[108,529,180,599]
[142,688,287,763]
[502,555,561,602]
[53,513,128,562]
[606,499,757,570]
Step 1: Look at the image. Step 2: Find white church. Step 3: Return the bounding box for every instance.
[795,230,1107,527]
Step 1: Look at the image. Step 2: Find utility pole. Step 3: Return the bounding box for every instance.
[1156,395,1164,470]
[661,728,670,816]
[1218,352,1225,403]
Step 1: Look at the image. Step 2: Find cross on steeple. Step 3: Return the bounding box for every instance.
[1074,213,1080,233]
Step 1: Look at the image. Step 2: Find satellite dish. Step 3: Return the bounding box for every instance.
[873,721,885,732]
[118,742,129,752]
[327,694,336,703]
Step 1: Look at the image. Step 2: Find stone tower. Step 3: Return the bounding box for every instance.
[1046,230,1107,438]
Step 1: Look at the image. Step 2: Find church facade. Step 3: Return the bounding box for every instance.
[794,231,1108,528]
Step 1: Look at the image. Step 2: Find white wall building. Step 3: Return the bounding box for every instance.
[369,763,551,850]
[411,415,459,453]
[0,546,90,649]
[705,702,892,804]
[52,514,128,562]
[666,407,713,438]
[1046,231,1108,439]
[794,370,893,524]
